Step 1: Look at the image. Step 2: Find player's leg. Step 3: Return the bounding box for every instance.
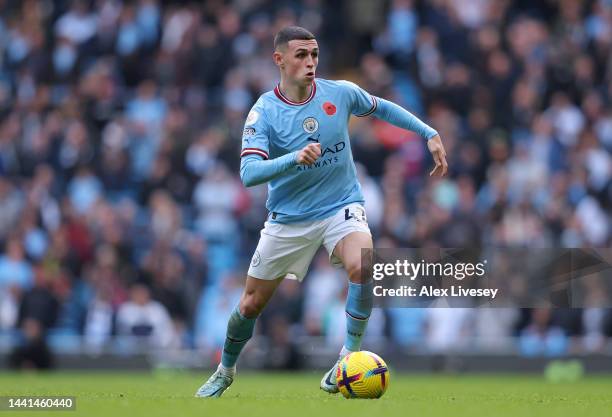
[222,275,284,369]
[196,219,321,398]
[195,275,283,398]
[320,204,373,393]
[333,231,374,351]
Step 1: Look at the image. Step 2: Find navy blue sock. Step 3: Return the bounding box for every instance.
[221,305,257,368]
[344,281,373,351]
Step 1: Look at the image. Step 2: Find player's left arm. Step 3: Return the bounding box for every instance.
[373,97,448,177]
[341,80,448,177]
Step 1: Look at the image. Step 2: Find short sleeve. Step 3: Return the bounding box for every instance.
[339,80,378,117]
[240,99,270,160]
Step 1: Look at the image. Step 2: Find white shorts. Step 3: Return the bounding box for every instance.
[248,203,371,282]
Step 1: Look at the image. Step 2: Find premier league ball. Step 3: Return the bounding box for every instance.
[336,351,390,399]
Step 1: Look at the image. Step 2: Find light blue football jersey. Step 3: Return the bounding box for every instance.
[240,78,379,224]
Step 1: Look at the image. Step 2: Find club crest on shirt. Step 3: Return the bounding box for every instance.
[303,117,319,134]
[246,110,259,125]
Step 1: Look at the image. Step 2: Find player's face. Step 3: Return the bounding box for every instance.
[276,39,319,86]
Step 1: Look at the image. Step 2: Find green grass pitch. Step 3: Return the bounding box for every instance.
[1,371,611,417]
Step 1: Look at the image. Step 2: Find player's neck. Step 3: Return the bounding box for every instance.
[278,79,312,103]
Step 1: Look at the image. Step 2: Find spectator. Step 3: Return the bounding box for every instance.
[116,283,175,349]
[17,264,59,330]
[519,308,569,357]
[9,318,54,369]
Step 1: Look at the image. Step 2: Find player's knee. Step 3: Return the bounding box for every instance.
[239,293,265,318]
[345,261,363,283]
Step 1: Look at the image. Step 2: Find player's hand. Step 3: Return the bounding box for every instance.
[296,143,321,165]
[427,134,448,177]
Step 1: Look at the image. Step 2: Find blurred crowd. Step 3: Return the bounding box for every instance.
[0,0,611,368]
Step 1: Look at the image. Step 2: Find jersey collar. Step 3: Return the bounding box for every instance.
[274,81,316,106]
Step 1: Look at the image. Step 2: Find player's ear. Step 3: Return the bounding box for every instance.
[273,51,284,68]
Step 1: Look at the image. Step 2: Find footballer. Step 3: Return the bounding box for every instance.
[195,26,447,398]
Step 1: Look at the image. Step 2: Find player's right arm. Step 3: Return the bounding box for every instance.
[239,102,321,187]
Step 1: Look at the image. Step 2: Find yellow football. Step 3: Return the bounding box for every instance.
[336,351,390,399]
